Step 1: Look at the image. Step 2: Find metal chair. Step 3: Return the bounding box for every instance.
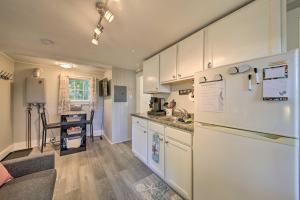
[41,112,60,152]
[86,110,94,141]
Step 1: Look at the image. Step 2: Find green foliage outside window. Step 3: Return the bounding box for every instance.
[68,79,90,101]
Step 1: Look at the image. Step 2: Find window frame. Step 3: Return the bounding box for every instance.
[68,77,91,103]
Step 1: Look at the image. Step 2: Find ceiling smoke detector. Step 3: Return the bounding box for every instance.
[40,38,55,45]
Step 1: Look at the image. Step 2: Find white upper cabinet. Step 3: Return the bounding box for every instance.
[204,0,286,69]
[177,30,204,79]
[160,45,177,83]
[143,55,170,94]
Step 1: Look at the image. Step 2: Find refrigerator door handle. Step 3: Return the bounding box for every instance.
[196,122,296,146]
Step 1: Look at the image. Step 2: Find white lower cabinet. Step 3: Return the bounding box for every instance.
[165,128,192,200]
[132,118,192,200]
[132,122,148,164]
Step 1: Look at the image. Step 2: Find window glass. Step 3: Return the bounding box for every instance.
[68,79,90,101]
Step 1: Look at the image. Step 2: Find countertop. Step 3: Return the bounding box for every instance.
[131,113,194,133]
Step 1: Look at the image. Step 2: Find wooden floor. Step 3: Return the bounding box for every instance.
[37,137,177,200]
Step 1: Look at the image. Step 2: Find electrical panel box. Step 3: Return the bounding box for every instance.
[26,78,46,104]
[114,85,127,102]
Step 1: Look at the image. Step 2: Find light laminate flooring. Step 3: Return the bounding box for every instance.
[35,137,182,200]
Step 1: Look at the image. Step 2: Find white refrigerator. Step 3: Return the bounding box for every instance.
[193,49,299,200]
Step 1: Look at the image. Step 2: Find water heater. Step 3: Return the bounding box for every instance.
[25,78,46,104]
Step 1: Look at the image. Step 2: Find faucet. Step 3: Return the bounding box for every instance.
[176,108,191,120]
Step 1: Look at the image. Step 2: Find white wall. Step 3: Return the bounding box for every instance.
[287,7,300,50]
[12,62,105,149]
[103,68,136,144]
[111,68,136,143]
[136,72,151,113]
[0,53,14,159]
[154,80,194,114]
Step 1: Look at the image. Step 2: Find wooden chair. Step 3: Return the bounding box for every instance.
[86,110,95,141]
[41,112,60,152]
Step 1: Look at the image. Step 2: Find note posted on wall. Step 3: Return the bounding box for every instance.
[197,81,225,112]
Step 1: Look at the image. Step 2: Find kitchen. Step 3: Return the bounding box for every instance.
[0,0,299,200]
[132,0,299,200]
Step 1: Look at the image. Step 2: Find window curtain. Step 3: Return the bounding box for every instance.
[57,74,70,114]
[89,77,97,111]
[58,75,97,114]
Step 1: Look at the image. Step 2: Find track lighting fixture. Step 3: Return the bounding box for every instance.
[91,1,114,45]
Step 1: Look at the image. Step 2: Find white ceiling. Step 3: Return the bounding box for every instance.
[0,0,252,70]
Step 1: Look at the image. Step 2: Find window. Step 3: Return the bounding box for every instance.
[68,78,90,102]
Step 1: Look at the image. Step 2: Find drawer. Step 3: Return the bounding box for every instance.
[165,127,192,147]
[149,121,164,134]
[132,117,148,129]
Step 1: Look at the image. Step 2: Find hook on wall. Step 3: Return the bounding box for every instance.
[0,70,13,80]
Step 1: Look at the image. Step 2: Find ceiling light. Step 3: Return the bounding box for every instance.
[94,26,104,35]
[104,10,114,23]
[91,38,99,45]
[56,62,73,69]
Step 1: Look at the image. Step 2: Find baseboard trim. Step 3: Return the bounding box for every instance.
[103,134,114,144]
[86,129,103,137]
[102,134,131,145]
[0,144,14,161]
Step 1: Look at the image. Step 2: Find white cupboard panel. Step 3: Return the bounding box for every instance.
[165,138,192,200]
[204,0,284,69]
[160,45,177,83]
[177,30,204,79]
[132,124,148,164]
[143,55,170,93]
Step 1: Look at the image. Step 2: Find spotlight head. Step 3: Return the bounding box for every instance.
[91,38,99,45]
[104,10,114,23]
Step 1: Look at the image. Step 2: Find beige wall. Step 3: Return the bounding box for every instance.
[12,61,105,149]
[0,53,14,156]
[287,7,300,50]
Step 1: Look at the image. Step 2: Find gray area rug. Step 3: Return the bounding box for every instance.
[132,174,183,200]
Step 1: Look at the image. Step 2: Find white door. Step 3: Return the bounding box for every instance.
[132,124,148,164]
[204,0,284,69]
[148,130,164,178]
[177,30,204,79]
[165,138,192,200]
[160,45,177,83]
[194,123,299,200]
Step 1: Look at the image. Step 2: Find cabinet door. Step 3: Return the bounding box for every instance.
[148,130,164,178]
[132,124,148,164]
[143,55,160,93]
[204,0,284,69]
[165,138,192,200]
[177,30,204,79]
[160,45,177,83]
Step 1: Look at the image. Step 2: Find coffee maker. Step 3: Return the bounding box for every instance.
[147,97,166,116]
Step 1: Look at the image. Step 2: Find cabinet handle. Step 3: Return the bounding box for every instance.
[144,131,147,133]
[172,75,176,79]
[159,137,163,141]
[178,74,181,77]
[208,62,212,68]
[165,141,169,144]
